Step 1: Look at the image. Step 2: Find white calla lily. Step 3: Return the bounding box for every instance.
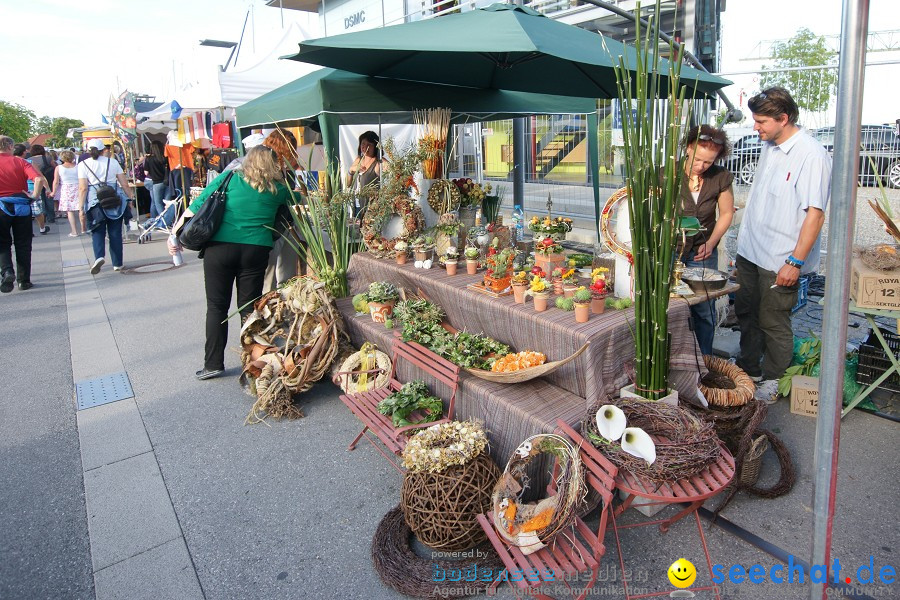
[621,427,656,465]
[595,404,627,441]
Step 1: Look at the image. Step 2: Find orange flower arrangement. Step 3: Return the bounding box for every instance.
[491,351,547,373]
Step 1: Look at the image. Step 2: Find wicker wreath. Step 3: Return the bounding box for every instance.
[401,452,500,551]
[372,506,503,599]
[700,355,755,407]
[337,345,391,394]
[583,397,720,484]
[360,194,425,257]
[491,434,585,554]
[426,179,461,214]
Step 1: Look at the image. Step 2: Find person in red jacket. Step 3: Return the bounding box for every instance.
[0,135,47,292]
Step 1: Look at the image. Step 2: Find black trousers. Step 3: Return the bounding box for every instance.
[202,242,271,370]
[0,211,33,284]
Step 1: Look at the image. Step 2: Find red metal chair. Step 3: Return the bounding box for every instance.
[335,338,460,472]
[474,419,618,600]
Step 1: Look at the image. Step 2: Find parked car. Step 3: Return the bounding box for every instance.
[721,134,764,186]
[812,125,900,188]
[723,125,900,188]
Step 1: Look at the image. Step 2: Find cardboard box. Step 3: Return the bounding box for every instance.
[790,375,819,417]
[850,258,900,310]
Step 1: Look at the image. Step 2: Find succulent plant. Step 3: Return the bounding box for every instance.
[464,247,480,260]
[556,297,575,311]
[573,287,592,303]
[364,281,399,303]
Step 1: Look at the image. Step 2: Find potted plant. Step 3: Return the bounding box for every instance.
[443,246,459,275]
[561,269,579,298]
[394,240,409,265]
[364,281,399,323]
[612,0,688,403]
[555,296,575,311]
[534,237,566,275]
[464,245,480,275]
[573,287,592,323]
[510,270,530,304]
[528,214,573,243]
[550,267,565,296]
[454,178,490,232]
[411,235,430,262]
[525,275,551,312]
[483,239,514,293]
[589,274,608,314]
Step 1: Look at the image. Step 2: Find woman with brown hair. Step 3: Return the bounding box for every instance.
[169,145,291,380]
[49,150,82,236]
[679,124,735,355]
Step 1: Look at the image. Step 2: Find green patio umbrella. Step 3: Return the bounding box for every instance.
[286,4,731,99]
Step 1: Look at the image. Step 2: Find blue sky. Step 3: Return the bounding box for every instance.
[3,0,897,126]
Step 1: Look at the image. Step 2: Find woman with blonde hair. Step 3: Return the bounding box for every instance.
[50,150,82,236]
[169,145,291,380]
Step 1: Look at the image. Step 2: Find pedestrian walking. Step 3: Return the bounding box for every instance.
[50,150,83,236]
[77,139,134,274]
[28,145,57,226]
[735,87,832,402]
[0,135,47,292]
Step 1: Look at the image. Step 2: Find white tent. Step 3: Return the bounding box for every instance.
[136,66,229,134]
[218,21,320,108]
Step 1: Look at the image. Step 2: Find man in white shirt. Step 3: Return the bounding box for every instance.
[735,87,831,402]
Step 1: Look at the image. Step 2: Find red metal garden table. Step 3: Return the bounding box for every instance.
[611,441,736,599]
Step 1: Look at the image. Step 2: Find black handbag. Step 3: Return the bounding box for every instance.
[178,171,234,252]
[81,159,122,210]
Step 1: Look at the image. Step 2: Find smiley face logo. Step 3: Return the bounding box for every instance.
[667,558,697,588]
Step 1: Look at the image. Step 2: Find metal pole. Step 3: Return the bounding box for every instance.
[811,2,868,599]
[513,118,525,210]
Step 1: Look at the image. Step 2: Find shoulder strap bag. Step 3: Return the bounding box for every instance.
[82,158,121,210]
[178,171,235,252]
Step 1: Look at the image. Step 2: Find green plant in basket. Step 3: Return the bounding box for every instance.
[364,281,399,304]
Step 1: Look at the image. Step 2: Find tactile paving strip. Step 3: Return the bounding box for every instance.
[62,258,89,268]
[75,372,134,410]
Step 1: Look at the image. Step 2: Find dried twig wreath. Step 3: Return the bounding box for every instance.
[360,194,425,257]
[426,179,462,214]
[583,397,720,484]
[491,434,585,555]
[239,278,344,423]
[336,344,391,394]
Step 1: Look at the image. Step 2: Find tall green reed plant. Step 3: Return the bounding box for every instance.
[612,0,689,400]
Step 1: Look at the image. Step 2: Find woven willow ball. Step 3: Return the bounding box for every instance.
[400,453,500,551]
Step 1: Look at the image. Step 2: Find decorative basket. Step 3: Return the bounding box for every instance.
[483,273,512,293]
[401,452,500,551]
[739,434,769,487]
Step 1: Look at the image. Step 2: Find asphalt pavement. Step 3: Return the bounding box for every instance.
[1,225,897,600]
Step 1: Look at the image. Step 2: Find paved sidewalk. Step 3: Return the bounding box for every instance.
[1,226,897,600]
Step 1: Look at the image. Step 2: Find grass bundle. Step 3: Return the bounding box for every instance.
[416,107,451,179]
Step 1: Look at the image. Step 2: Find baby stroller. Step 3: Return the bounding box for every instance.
[137,194,182,244]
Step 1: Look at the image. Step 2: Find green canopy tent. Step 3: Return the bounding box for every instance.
[285,4,731,232]
[286,4,731,100]
[235,67,596,175]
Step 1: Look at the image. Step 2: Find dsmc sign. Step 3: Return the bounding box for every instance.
[344,10,365,29]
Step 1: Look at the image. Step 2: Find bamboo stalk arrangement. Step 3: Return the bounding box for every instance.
[611,0,689,401]
[415,107,451,179]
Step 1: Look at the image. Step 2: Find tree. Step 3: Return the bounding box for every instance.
[34,115,53,135]
[49,117,84,147]
[0,101,35,142]
[760,28,837,113]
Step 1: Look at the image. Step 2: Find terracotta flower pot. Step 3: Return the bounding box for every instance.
[368,301,395,323]
[591,297,606,314]
[445,261,458,275]
[563,285,578,299]
[535,253,566,276]
[511,283,528,304]
[466,259,479,275]
[396,253,407,265]
[574,303,590,323]
[552,278,564,296]
[533,293,550,312]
